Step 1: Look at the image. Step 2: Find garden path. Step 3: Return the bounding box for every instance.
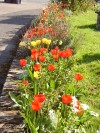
[0,0,48,132]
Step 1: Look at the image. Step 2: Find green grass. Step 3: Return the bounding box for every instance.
[69,10,100,132]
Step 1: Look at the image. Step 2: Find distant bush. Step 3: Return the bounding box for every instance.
[55,0,96,12]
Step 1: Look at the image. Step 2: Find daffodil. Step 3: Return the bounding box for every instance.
[34,71,40,79]
[31,41,37,47]
[36,40,41,45]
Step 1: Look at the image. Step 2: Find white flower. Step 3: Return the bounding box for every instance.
[75,129,80,132]
[64,130,71,133]
[89,111,99,117]
[49,110,55,119]
[72,96,78,103]
[81,104,89,110]
[81,128,86,133]
[71,96,79,113]
[49,110,58,126]
[96,130,100,133]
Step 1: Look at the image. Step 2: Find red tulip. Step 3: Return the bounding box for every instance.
[62,48,73,58]
[48,27,52,32]
[44,29,49,34]
[33,64,41,71]
[31,54,37,61]
[39,47,47,54]
[32,32,37,36]
[48,64,55,71]
[39,56,46,62]
[27,33,32,38]
[62,94,72,104]
[50,49,57,55]
[31,28,36,32]
[53,54,59,61]
[31,101,42,111]
[58,50,63,57]
[34,94,46,103]
[74,74,83,81]
[19,59,27,66]
[31,48,38,54]
[22,80,29,85]
[38,31,43,36]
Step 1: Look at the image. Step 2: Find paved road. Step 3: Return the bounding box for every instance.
[0,0,48,92]
[0,0,48,15]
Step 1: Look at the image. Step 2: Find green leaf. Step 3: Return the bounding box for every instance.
[50,80,55,90]
[9,92,21,107]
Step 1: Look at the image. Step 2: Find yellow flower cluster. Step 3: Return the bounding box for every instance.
[42,38,51,45]
[31,38,51,47]
[34,71,40,79]
[31,40,41,47]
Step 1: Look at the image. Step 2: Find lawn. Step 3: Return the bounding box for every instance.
[70,10,100,132]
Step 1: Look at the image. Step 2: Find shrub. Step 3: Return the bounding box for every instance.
[56,0,96,12]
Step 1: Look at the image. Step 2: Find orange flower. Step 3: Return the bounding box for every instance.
[27,33,32,38]
[31,54,37,61]
[31,101,42,111]
[34,94,46,103]
[48,64,55,71]
[32,32,37,36]
[62,94,72,104]
[50,49,57,55]
[22,80,29,85]
[58,50,63,57]
[48,27,52,32]
[54,47,59,51]
[75,102,81,109]
[38,31,43,36]
[75,102,84,114]
[39,47,47,54]
[44,29,49,34]
[36,27,42,31]
[39,56,46,62]
[65,48,73,56]
[31,48,38,54]
[53,54,59,61]
[33,64,41,71]
[62,48,73,58]
[19,59,27,66]
[74,74,83,81]
[31,28,36,32]
[77,108,84,115]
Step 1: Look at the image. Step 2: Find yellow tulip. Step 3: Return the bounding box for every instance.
[19,41,26,47]
[34,71,40,79]
[31,41,37,47]
[46,39,51,45]
[42,38,48,44]
[36,40,41,45]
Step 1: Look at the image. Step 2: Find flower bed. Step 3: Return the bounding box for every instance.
[10,3,99,133]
